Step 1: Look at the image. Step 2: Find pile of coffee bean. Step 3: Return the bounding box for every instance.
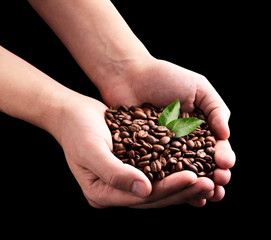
[105,103,216,181]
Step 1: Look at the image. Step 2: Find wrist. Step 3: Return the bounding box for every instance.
[95,53,155,95]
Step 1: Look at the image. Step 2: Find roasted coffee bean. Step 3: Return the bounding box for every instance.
[153,132,167,138]
[105,112,114,119]
[133,119,146,125]
[187,164,198,174]
[156,126,169,132]
[139,147,148,155]
[133,111,147,119]
[168,157,178,164]
[113,132,122,142]
[146,172,154,181]
[119,131,130,138]
[185,150,196,157]
[197,149,206,158]
[152,151,159,160]
[141,141,153,150]
[159,136,171,145]
[128,124,141,132]
[114,143,126,151]
[122,138,133,146]
[151,160,162,172]
[138,130,148,138]
[141,153,152,161]
[137,160,150,168]
[143,165,151,174]
[127,150,135,159]
[173,151,182,158]
[147,120,156,128]
[180,143,187,153]
[145,135,158,144]
[186,140,195,149]
[206,147,215,155]
[159,156,167,167]
[153,144,165,152]
[176,162,183,172]
[122,119,132,125]
[157,170,165,180]
[106,103,217,181]
[171,141,182,148]
[142,124,150,131]
[205,136,216,145]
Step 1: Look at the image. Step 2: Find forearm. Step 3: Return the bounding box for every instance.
[28,0,151,90]
[0,46,74,139]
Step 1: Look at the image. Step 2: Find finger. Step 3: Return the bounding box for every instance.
[209,185,225,202]
[195,77,230,140]
[83,139,152,198]
[213,168,231,186]
[215,140,236,169]
[187,189,215,207]
[147,170,198,201]
[134,176,214,208]
[84,170,197,208]
[187,199,207,207]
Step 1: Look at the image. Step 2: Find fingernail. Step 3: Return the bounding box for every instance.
[131,180,147,197]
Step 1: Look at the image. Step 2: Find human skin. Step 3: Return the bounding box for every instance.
[0,0,236,208]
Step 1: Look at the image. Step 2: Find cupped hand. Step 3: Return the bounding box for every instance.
[56,58,235,208]
[56,94,212,208]
[99,57,236,207]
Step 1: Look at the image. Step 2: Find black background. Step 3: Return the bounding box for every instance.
[0,0,263,236]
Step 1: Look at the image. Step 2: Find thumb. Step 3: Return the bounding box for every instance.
[196,78,230,140]
[86,141,152,197]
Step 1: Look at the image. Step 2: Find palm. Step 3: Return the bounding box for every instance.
[101,60,198,112]
[98,58,235,206]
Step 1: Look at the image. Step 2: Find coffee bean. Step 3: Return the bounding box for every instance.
[142,125,150,131]
[113,132,122,142]
[187,140,195,149]
[205,136,216,145]
[133,111,147,119]
[151,160,162,172]
[176,162,183,172]
[119,131,130,138]
[187,164,198,174]
[105,103,217,181]
[159,136,171,145]
[114,143,126,151]
[153,144,165,152]
[127,150,135,159]
[128,124,141,132]
[206,147,215,155]
[171,141,182,148]
[157,170,165,180]
[146,172,154,181]
[133,119,146,125]
[145,135,158,144]
[122,119,132,125]
[197,149,206,158]
[139,147,148,155]
[141,153,152,161]
[152,151,159,160]
[138,130,148,138]
[137,160,150,168]
[156,126,169,132]
[168,157,178,164]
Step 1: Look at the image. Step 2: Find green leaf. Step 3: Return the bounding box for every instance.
[158,99,180,126]
[166,118,204,138]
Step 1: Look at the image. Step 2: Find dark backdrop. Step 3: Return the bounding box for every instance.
[0,0,261,236]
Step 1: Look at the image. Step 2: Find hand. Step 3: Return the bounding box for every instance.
[55,93,219,208]
[99,57,236,207]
